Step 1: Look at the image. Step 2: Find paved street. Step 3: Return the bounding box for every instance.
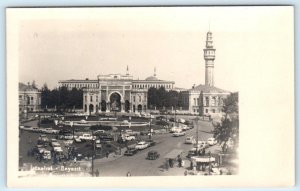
[19,116,223,176]
[94,120,216,176]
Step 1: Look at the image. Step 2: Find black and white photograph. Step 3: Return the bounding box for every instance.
[7,6,294,187]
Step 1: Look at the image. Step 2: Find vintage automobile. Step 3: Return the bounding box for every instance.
[42,128,60,134]
[124,148,138,156]
[144,139,156,147]
[135,141,149,150]
[185,136,194,144]
[172,131,186,137]
[147,150,160,160]
[207,138,217,146]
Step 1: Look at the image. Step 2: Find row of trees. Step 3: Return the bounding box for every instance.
[147,87,183,109]
[41,84,83,111]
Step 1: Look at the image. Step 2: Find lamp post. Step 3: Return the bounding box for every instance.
[194,116,200,155]
[208,151,211,176]
[70,121,74,140]
[91,130,96,177]
[149,118,152,140]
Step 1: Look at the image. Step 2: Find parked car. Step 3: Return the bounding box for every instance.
[123,134,136,141]
[31,127,41,132]
[43,128,60,134]
[170,126,182,133]
[135,141,149,150]
[145,139,156,147]
[59,129,72,135]
[79,134,96,141]
[147,150,160,160]
[38,134,49,142]
[185,136,194,144]
[172,131,186,137]
[63,134,75,140]
[79,119,87,124]
[98,133,114,142]
[124,130,140,136]
[207,137,217,145]
[124,148,138,156]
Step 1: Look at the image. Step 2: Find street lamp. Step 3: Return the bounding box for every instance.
[149,117,152,140]
[194,116,200,155]
[208,151,211,176]
[91,130,96,177]
[70,121,74,140]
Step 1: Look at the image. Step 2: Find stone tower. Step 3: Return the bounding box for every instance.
[203,31,216,86]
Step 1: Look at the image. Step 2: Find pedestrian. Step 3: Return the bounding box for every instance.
[178,157,182,168]
[126,171,131,177]
[184,170,188,176]
[95,169,100,177]
[165,161,169,171]
[74,156,77,164]
[190,160,193,170]
[106,151,109,158]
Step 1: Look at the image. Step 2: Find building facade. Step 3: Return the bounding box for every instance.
[19,82,41,113]
[59,68,174,114]
[181,31,230,116]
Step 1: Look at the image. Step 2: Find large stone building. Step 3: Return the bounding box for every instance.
[59,67,175,114]
[59,31,230,115]
[19,82,41,113]
[181,31,230,116]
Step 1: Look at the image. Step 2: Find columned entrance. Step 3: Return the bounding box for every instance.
[110,92,121,112]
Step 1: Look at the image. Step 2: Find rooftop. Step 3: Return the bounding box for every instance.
[188,84,229,93]
[19,82,39,91]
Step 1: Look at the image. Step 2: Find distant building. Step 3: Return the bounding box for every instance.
[181,31,230,116]
[19,82,41,113]
[59,67,175,114]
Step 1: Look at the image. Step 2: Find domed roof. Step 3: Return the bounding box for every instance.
[145,76,158,81]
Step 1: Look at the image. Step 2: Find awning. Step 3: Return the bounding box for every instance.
[164,149,183,159]
[191,156,215,163]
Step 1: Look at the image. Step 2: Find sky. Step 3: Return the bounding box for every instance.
[18,7,293,92]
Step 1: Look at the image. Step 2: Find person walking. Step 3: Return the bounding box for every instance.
[184,170,188,176]
[126,171,131,177]
[95,169,100,177]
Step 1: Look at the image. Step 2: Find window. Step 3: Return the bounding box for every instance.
[211,97,216,106]
[96,96,98,102]
[139,96,141,102]
[85,95,87,102]
[206,109,208,113]
[206,97,209,106]
[31,97,33,100]
[212,109,215,113]
[133,96,136,102]
[194,98,196,105]
[197,98,199,106]
[19,95,22,99]
[90,95,93,102]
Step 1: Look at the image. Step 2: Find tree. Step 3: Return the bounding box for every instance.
[213,92,239,148]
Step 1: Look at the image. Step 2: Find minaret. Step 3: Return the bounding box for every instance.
[203,31,216,86]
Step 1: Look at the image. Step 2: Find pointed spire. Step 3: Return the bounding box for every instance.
[126,65,129,75]
[154,67,156,77]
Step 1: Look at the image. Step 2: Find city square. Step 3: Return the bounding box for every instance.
[18,29,239,177]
